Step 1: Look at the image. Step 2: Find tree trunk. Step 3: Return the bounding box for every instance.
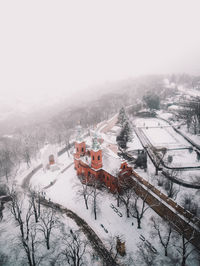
[164,248,168,257]
[117,195,120,207]
[155,167,158,176]
[94,206,97,220]
[181,256,186,266]
[137,219,141,229]
[84,195,88,210]
[47,235,50,250]
[126,207,130,218]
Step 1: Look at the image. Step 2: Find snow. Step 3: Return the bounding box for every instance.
[140,122,190,149]
[102,150,123,175]
[1,108,199,265]
[178,85,200,98]
[30,153,72,189]
[30,162,162,258]
[127,133,143,151]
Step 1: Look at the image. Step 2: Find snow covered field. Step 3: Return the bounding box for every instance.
[134,118,189,149]
[134,118,200,169]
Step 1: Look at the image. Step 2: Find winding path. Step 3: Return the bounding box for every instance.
[40,198,118,266]
[20,150,118,266]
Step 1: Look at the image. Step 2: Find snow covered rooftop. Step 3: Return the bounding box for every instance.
[102,148,125,175]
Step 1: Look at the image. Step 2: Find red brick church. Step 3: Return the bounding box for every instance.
[74,126,132,193]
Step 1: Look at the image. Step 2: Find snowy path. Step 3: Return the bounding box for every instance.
[43,162,74,189]
[39,198,118,266]
[20,157,118,265]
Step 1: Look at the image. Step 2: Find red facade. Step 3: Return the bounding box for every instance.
[74,140,132,193]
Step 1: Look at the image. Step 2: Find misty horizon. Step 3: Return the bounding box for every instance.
[1,0,200,109]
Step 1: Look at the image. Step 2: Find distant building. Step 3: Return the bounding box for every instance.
[41,143,59,171]
[73,127,132,193]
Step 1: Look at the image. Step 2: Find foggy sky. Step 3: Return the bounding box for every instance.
[0,0,200,108]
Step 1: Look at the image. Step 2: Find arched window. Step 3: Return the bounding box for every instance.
[123,164,126,169]
[93,156,95,160]
[77,148,79,152]
[98,155,100,160]
[82,147,84,152]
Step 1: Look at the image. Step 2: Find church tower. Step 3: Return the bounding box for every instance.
[74,125,86,159]
[91,133,102,170]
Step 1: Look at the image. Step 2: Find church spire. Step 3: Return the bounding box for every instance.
[92,132,100,151]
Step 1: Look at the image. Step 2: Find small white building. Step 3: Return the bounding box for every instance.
[40,143,59,171]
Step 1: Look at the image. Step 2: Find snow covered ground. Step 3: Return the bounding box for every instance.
[1,114,199,265]
[135,156,200,216]
[28,153,198,265]
[133,118,200,170]
[134,118,189,149]
[0,199,98,266]
[30,159,164,262]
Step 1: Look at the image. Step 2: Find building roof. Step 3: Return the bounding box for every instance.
[102,149,124,176]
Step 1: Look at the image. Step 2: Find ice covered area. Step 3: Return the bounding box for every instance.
[134,118,190,149]
[143,126,190,148]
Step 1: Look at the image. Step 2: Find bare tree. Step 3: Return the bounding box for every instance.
[164,179,179,200]
[178,98,200,134]
[0,139,21,182]
[156,174,164,187]
[76,177,92,210]
[130,191,153,229]
[181,193,198,216]
[9,190,38,266]
[172,221,197,266]
[37,208,58,250]
[61,229,88,266]
[151,216,172,256]
[19,133,36,168]
[90,175,101,220]
[118,177,134,218]
[153,147,167,175]
[29,189,41,223]
[111,169,121,207]
[0,251,8,265]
